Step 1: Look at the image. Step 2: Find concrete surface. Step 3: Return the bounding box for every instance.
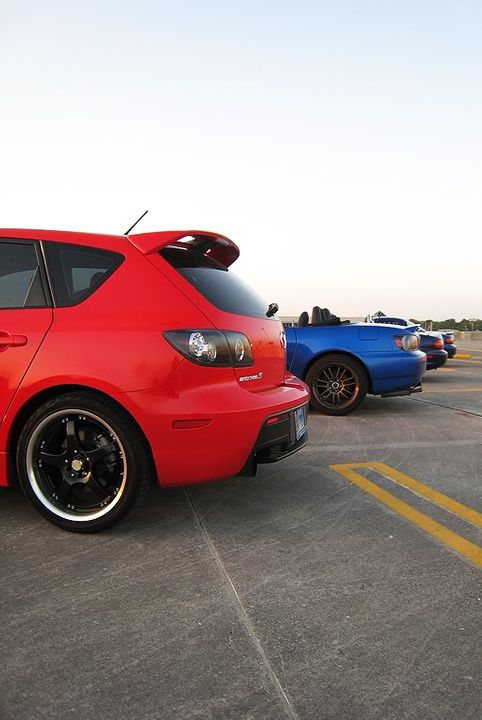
[1,341,481,720]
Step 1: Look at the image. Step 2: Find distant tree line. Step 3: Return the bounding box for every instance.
[412,318,482,331]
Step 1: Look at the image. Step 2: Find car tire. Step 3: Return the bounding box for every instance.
[305,354,368,416]
[16,392,152,532]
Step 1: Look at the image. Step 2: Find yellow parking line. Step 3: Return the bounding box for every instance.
[454,353,472,359]
[421,387,482,394]
[363,462,482,526]
[330,462,482,567]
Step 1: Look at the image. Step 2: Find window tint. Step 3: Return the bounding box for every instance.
[44,242,124,306]
[0,241,47,309]
[160,246,270,319]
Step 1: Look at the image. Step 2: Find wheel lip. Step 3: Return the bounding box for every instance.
[312,361,360,409]
[25,408,128,523]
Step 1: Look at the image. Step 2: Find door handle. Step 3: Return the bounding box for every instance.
[0,333,28,348]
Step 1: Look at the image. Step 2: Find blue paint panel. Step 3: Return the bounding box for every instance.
[358,326,379,340]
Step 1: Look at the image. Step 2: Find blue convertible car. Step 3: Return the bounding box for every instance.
[285,307,426,415]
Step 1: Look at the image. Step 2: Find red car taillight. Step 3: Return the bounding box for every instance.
[164,330,254,367]
[434,338,443,350]
[445,336,454,344]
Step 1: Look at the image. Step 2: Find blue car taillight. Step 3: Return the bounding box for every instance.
[394,334,420,351]
[164,330,254,367]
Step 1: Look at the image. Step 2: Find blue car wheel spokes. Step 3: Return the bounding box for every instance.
[305,353,368,416]
[316,364,357,404]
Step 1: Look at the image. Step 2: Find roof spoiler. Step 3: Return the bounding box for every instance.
[128,230,240,268]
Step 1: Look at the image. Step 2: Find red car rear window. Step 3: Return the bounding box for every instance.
[160,245,270,320]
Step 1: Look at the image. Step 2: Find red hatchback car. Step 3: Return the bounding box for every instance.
[0,228,309,532]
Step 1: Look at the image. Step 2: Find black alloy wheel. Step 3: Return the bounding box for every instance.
[16,392,152,532]
[305,353,368,415]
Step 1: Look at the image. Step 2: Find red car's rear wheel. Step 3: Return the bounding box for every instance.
[16,392,152,532]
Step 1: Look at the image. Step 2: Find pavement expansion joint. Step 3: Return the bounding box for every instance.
[408,396,482,417]
[183,488,301,720]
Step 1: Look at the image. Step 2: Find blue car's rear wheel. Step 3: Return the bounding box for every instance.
[305,354,367,415]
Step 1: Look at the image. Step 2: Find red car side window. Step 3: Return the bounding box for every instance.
[44,241,124,307]
[0,241,47,309]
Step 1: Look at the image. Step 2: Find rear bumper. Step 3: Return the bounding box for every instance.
[368,350,426,395]
[445,345,457,358]
[119,368,310,487]
[237,404,308,475]
[426,350,448,369]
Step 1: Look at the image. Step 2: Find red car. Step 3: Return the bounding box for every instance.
[0,228,309,532]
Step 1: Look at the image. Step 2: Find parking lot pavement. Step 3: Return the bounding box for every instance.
[1,342,481,720]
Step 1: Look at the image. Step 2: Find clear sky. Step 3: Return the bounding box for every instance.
[1,1,481,320]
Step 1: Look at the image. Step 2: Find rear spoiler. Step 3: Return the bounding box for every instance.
[128,230,240,268]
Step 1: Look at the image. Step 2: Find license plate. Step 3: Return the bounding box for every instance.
[294,406,307,441]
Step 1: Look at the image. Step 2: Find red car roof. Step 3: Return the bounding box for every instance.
[0,228,240,267]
